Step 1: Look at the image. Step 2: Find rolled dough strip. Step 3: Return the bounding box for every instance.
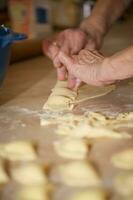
[69,189,106,200]
[11,163,47,185]
[54,138,89,159]
[111,148,133,169]
[51,161,101,187]
[0,141,37,162]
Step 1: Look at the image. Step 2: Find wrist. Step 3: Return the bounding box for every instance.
[100,57,118,84]
[80,16,107,37]
[80,17,107,49]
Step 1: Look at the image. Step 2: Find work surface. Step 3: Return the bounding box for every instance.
[0,56,133,200]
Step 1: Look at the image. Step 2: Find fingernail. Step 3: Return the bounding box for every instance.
[75,79,81,89]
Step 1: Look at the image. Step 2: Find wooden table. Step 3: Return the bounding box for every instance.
[0,56,133,200]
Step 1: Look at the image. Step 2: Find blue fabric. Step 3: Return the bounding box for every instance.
[0,25,27,85]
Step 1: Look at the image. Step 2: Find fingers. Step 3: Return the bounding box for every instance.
[75,78,82,88]
[43,39,60,60]
[67,74,76,89]
[58,52,74,72]
[57,66,67,81]
[54,40,71,68]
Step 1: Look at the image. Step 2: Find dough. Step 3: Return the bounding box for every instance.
[0,141,37,162]
[40,112,86,126]
[43,81,77,111]
[51,161,101,187]
[116,112,133,121]
[56,123,130,139]
[113,171,133,196]
[43,95,75,111]
[16,186,49,200]
[54,138,89,159]
[11,163,47,185]
[111,149,133,169]
[0,159,9,185]
[43,80,115,111]
[69,189,106,200]
[51,87,77,100]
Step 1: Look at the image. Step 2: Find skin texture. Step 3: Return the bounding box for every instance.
[58,47,133,86]
[43,0,132,88]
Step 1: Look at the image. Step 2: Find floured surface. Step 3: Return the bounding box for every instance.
[77,84,115,103]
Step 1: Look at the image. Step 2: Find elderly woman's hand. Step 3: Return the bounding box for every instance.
[43,27,103,88]
[58,46,133,87]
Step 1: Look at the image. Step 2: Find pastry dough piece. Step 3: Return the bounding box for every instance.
[111,149,133,169]
[16,186,49,200]
[54,138,89,159]
[43,80,115,111]
[113,171,133,196]
[43,95,75,111]
[51,87,77,100]
[69,189,106,200]
[0,159,9,185]
[53,161,101,187]
[43,80,77,111]
[11,163,47,185]
[0,141,37,162]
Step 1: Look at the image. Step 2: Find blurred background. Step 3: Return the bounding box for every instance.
[0,0,133,62]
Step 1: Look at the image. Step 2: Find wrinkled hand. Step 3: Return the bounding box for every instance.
[43,28,102,88]
[58,49,115,86]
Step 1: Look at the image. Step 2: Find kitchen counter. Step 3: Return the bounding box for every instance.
[0,55,133,200]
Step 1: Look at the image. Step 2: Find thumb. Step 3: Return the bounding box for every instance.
[43,39,59,60]
[58,52,74,70]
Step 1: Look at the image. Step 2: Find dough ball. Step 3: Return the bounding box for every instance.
[111,149,133,169]
[0,141,37,162]
[69,189,106,200]
[54,138,89,159]
[16,186,49,200]
[11,163,47,185]
[51,161,101,187]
